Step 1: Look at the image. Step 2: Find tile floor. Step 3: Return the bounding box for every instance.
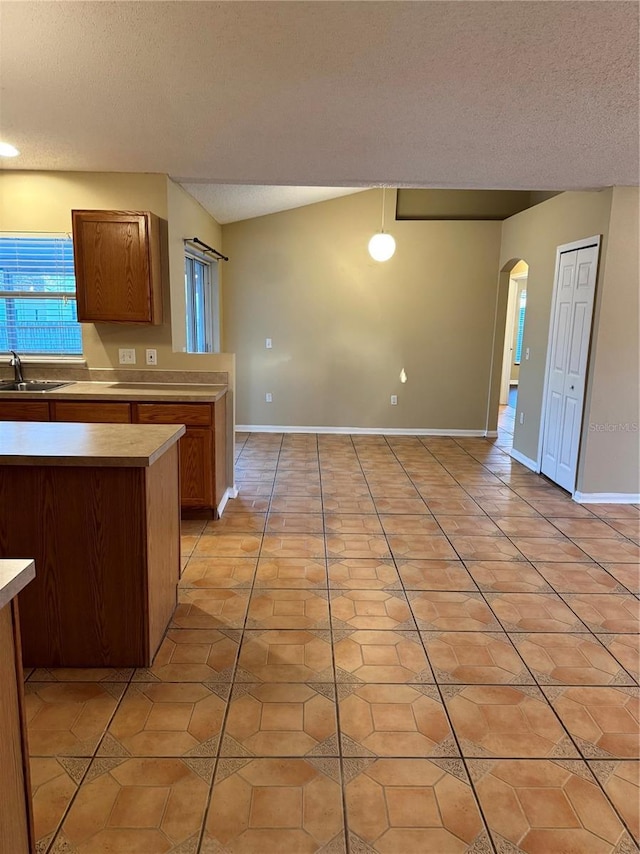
[26,431,639,853]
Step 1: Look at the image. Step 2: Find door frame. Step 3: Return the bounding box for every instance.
[536,235,602,494]
[500,271,528,405]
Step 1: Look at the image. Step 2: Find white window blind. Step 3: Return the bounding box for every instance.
[0,235,82,355]
[185,251,219,353]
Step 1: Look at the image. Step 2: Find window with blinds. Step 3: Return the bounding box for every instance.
[0,235,82,355]
[514,289,527,364]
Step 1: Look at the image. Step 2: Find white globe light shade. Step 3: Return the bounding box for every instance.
[0,142,20,157]
[368,232,396,262]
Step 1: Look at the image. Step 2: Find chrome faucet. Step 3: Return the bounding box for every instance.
[9,350,24,384]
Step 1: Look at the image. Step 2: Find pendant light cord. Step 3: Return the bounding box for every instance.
[381,187,386,233]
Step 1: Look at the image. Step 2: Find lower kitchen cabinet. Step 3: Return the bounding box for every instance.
[51,401,131,423]
[0,401,50,421]
[0,392,228,517]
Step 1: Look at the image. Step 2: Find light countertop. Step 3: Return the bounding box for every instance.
[0,381,227,403]
[0,559,35,610]
[0,422,186,467]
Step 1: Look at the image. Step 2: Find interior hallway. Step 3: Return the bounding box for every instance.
[26,431,639,853]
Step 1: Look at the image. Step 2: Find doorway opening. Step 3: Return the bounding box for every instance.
[498,260,528,443]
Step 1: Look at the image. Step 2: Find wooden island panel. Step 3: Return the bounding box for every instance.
[0,425,182,668]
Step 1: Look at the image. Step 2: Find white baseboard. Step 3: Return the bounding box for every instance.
[485,430,499,438]
[217,485,239,517]
[509,447,539,472]
[236,425,489,437]
[573,491,640,504]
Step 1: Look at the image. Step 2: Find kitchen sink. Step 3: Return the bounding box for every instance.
[0,380,75,392]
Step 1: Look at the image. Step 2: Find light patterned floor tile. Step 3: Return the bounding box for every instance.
[589,760,640,842]
[193,533,262,558]
[330,589,414,631]
[442,684,577,758]
[261,534,327,559]
[31,756,88,854]
[396,560,478,591]
[560,593,640,633]
[407,591,501,631]
[600,634,640,681]
[202,758,345,853]
[254,557,328,588]
[134,628,239,683]
[172,588,250,629]
[448,536,525,561]
[486,592,587,632]
[570,538,640,564]
[179,557,257,589]
[327,559,402,590]
[220,683,338,757]
[543,686,639,759]
[324,514,384,535]
[51,757,211,853]
[345,758,489,853]
[602,563,640,594]
[338,683,457,757]
[246,589,330,629]
[237,631,334,683]
[510,633,635,686]
[421,631,533,685]
[25,683,125,757]
[533,562,628,594]
[266,513,324,533]
[334,630,432,684]
[470,758,634,853]
[464,560,551,593]
[100,682,228,757]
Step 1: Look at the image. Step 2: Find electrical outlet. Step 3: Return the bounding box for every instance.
[118,348,136,365]
[145,349,157,366]
[265,338,272,349]
[390,395,398,405]
[265,393,273,403]
[519,412,524,425]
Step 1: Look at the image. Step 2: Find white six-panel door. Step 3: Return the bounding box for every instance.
[541,242,599,491]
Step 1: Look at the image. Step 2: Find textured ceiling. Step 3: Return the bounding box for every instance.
[0,1,638,196]
[181,184,366,224]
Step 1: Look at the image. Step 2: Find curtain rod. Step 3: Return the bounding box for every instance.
[184,237,229,262]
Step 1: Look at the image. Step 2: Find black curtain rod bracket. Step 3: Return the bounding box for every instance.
[184,237,229,262]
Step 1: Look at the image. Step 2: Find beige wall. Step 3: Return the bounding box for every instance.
[0,170,228,371]
[166,178,223,355]
[223,189,502,430]
[577,186,640,495]
[0,171,236,485]
[397,189,536,221]
[495,190,613,461]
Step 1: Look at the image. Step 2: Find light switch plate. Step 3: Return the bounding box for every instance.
[265,393,273,403]
[118,348,136,365]
[266,338,273,349]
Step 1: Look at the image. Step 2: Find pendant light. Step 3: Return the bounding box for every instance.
[368,187,396,262]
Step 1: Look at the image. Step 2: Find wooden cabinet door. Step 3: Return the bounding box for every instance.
[180,428,213,508]
[72,210,162,324]
[0,401,49,421]
[52,402,131,423]
[0,602,34,854]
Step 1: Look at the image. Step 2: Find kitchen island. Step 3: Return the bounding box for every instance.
[0,422,185,668]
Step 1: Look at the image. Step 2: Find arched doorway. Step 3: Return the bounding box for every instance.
[498,260,528,442]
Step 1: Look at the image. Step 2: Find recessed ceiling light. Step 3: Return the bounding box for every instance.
[0,142,20,157]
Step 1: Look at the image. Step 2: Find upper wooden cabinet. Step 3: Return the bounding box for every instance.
[71,210,164,324]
